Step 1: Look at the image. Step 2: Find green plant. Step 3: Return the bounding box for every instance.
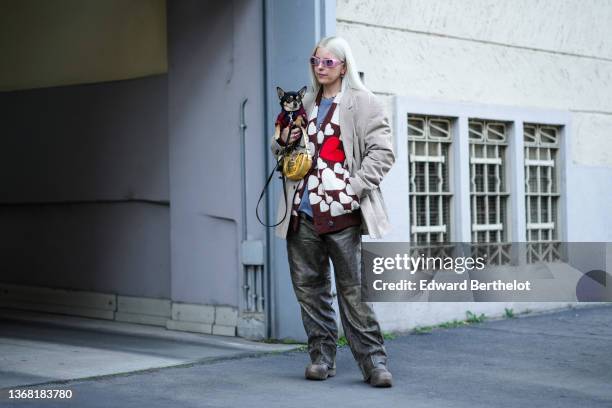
[439,319,468,328]
[412,325,433,334]
[504,308,515,318]
[382,331,397,340]
[465,310,486,323]
[412,310,490,335]
[334,331,397,345]
[337,336,348,347]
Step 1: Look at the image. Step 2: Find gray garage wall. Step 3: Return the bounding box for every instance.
[167,0,266,307]
[0,75,171,298]
[0,0,268,316]
[265,0,336,340]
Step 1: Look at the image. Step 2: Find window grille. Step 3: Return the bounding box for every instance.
[469,120,511,264]
[397,96,569,268]
[408,115,452,245]
[524,123,562,262]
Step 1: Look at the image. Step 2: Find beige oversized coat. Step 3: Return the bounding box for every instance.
[270,86,395,239]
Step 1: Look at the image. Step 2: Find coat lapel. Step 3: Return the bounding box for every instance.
[338,87,355,172]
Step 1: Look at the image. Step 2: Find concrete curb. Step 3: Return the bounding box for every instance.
[0,308,303,353]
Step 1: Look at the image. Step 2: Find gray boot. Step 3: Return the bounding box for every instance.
[305,362,336,380]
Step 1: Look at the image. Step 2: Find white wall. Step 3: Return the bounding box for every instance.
[335,0,612,332]
[337,0,612,166]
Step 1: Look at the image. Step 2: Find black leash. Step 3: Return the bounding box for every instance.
[256,116,307,228]
[256,154,289,228]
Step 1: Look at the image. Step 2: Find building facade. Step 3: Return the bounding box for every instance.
[1,0,610,341]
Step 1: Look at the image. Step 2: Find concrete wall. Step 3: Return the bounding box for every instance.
[336,0,612,166]
[0,0,168,91]
[0,1,171,299]
[336,0,612,332]
[0,0,269,337]
[0,0,267,312]
[0,72,171,298]
[168,0,266,307]
[265,0,337,340]
[0,76,169,202]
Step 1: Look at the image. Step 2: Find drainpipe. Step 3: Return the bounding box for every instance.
[262,0,275,339]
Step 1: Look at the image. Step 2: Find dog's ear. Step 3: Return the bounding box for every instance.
[298,86,307,99]
[276,87,285,99]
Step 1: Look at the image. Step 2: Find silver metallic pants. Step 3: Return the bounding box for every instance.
[286,213,388,380]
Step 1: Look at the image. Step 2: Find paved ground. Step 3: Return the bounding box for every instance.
[0,309,299,389]
[1,304,611,408]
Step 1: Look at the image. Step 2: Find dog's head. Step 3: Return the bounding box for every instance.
[277,86,307,112]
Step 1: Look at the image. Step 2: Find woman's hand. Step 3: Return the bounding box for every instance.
[281,127,302,144]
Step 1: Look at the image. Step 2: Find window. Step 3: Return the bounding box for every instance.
[468,120,510,243]
[395,95,568,259]
[524,123,562,262]
[407,115,452,245]
[468,120,512,264]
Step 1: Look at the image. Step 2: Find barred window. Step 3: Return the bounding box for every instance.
[524,123,562,262]
[396,96,568,264]
[468,120,510,243]
[407,115,452,245]
[468,120,512,264]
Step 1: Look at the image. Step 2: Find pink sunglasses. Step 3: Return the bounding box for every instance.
[310,56,345,68]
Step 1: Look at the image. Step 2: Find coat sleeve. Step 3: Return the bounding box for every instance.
[270,126,288,161]
[348,94,396,199]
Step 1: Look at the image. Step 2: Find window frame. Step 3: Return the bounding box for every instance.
[406,114,454,244]
[388,96,570,245]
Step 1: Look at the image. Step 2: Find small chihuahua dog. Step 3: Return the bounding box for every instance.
[274,86,308,146]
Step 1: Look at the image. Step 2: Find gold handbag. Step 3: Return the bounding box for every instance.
[281,128,312,181]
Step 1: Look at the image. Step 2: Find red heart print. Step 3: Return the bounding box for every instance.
[319,136,345,162]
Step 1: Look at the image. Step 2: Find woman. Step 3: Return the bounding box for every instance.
[270,36,395,388]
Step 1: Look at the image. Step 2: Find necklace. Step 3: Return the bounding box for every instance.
[322,87,340,99]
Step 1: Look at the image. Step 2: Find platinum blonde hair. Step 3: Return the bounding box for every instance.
[308,36,371,96]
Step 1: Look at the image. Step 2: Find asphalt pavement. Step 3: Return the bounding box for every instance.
[1,304,611,408]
